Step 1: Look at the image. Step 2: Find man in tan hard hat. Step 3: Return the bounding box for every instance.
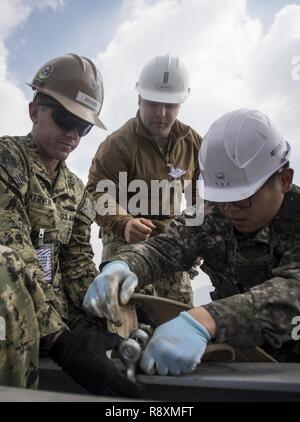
[0,54,138,397]
[86,54,202,308]
[83,109,300,373]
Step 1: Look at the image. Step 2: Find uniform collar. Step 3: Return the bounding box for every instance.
[52,167,71,199]
[25,133,49,181]
[25,133,68,196]
[253,225,272,244]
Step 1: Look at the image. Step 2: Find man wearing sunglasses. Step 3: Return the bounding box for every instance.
[84,108,300,374]
[0,54,139,397]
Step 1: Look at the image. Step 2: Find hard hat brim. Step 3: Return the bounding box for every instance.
[198,172,273,203]
[28,83,107,130]
[137,88,188,104]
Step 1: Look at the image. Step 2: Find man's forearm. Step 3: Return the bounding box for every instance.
[188,307,217,338]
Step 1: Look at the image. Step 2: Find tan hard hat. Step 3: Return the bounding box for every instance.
[28,53,106,129]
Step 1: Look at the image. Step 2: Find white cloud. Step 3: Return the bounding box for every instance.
[0,54,6,81]
[68,0,300,275]
[94,0,261,129]
[71,0,258,180]
[2,0,299,181]
[243,5,300,158]
[79,0,300,272]
[0,80,30,134]
[0,1,31,39]
[0,1,34,135]
[1,0,300,178]
[0,0,64,39]
[0,0,65,136]
[69,0,299,187]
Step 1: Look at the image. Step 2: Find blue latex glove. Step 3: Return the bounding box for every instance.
[83,261,138,326]
[140,311,211,376]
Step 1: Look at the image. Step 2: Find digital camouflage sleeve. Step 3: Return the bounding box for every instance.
[108,197,300,351]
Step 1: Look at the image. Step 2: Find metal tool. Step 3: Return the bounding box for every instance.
[118,329,150,383]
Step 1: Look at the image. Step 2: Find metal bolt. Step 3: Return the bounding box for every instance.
[118,329,150,383]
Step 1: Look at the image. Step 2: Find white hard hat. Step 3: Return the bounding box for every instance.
[135,54,190,104]
[199,109,291,202]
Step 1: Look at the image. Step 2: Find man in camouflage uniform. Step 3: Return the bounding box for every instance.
[87,55,202,305]
[0,54,138,397]
[83,109,300,374]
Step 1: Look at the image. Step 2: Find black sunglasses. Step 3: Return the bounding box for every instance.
[37,103,93,137]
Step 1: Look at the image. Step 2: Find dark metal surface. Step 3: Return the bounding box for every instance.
[0,386,138,402]
[1,359,299,401]
[38,359,300,402]
[136,362,300,401]
[137,363,300,392]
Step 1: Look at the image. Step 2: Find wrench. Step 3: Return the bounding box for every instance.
[118,329,150,383]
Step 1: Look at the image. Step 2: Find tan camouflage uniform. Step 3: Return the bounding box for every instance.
[108,185,300,362]
[0,134,101,388]
[87,113,202,304]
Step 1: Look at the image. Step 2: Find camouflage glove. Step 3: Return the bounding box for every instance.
[141,311,211,376]
[49,330,140,398]
[83,261,138,326]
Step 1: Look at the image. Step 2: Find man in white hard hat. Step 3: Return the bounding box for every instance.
[87,54,202,309]
[0,54,139,397]
[84,108,300,374]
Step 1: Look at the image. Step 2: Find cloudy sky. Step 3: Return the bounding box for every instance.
[1,0,300,302]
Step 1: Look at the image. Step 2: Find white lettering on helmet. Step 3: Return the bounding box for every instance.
[155,82,174,92]
[76,91,101,112]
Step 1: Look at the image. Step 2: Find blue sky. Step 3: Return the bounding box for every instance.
[6,0,124,87]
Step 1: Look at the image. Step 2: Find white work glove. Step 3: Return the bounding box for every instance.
[141,311,211,376]
[83,261,138,326]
